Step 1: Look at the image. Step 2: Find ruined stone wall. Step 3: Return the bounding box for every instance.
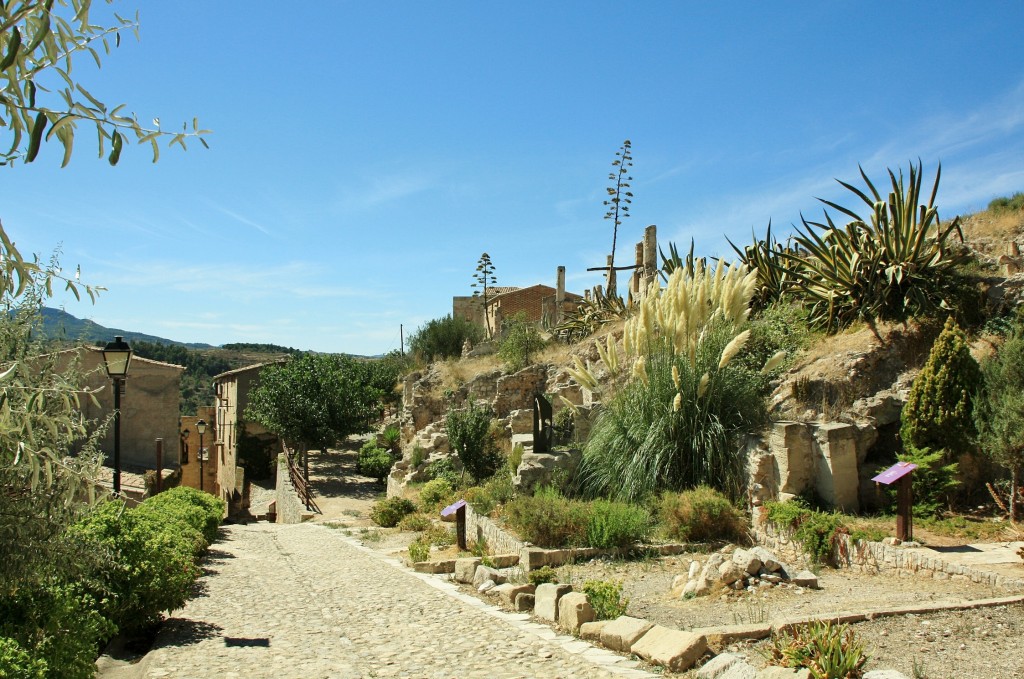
[465,504,526,555]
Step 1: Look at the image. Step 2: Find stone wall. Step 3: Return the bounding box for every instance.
[275,453,306,524]
[753,518,1024,591]
[465,504,526,555]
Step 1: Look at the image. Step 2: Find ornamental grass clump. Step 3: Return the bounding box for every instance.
[658,486,746,544]
[760,620,868,679]
[571,260,771,502]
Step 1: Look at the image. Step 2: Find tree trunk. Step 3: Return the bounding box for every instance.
[1012,466,1019,523]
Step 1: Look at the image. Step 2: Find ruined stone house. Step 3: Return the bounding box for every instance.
[453,270,583,336]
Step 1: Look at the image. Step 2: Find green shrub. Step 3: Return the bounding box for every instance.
[0,637,46,678]
[900,318,981,515]
[584,500,650,549]
[425,524,455,548]
[407,538,431,563]
[582,580,628,620]
[508,443,525,472]
[410,445,427,469]
[370,497,416,528]
[503,487,588,548]
[380,425,402,454]
[408,314,484,363]
[760,621,868,679]
[447,401,503,483]
[989,192,1024,213]
[764,500,849,566]
[484,471,515,506]
[498,312,546,371]
[138,486,224,548]
[419,478,455,511]
[70,502,199,633]
[0,581,113,679]
[528,566,559,586]
[424,457,460,487]
[398,513,432,532]
[658,486,746,543]
[359,448,393,483]
[464,485,496,516]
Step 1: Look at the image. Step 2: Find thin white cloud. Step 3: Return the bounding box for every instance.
[337,171,438,211]
[208,202,273,236]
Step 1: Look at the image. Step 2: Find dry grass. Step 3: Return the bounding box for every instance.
[961,210,1024,245]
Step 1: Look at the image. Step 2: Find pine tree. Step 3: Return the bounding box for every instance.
[975,329,1024,520]
[899,317,982,515]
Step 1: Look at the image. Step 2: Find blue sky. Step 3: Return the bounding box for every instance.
[6,1,1024,355]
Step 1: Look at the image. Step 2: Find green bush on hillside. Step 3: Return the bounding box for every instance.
[989,192,1024,213]
[408,314,484,363]
[658,486,746,543]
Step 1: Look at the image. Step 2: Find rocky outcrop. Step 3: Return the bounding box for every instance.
[513,448,583,494]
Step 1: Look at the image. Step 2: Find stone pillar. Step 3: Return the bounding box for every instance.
[631,242,643,298]
[813,422,860,512]
[555,266,565,324]
[643,225,657,291]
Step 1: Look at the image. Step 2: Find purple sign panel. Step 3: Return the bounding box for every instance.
[871,461,918,485]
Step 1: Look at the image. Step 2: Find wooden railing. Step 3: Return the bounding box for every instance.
[286,449,321,515]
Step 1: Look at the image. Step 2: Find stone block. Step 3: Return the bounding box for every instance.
[731,548,762,575]
[599,616,654,653]
[535,583,572,622]
[579,620,608,642]
[791,570,819,589]
[718,560,746,585]
[695,652,741,678]
[514,593,535,612]
[490,583,516,600]
[557,592,595,633]
[718,662,758,679]
[750,546,784,572]
[696,623,772,650]
[630,625,708,673]
[813,422,860,512]
[521,548,548,571]
[412,560,455,574]
[489,554,520,568]
[454,557,482,584]
[760,667,811,678]
[472,565,507,588]
[496,583,535,607]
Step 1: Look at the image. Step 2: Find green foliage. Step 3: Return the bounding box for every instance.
[658,486,746,543]
[764,500,849,566]
[418,478,455,511]
[0,0,209,167]
[498,312,546,371]
[727,223,802,311]
[900,318,981,512]
[407,537,430,563]
[358,444,393,483]
[464,485,497,516]
[0,581,113,679]
[410,445,427,469]
[246,353,385,450]
[504,487,588,548]
[408,314,484,363]
[760,621,868,679]
[527,566,559,586]
[70,501,200,632]
[737,301,814,377]
[988,192,1024,213]
[581,580,628,620]
[0,636,47,678]
[370,497,416,528]
[552,286,630,343]
[579,322,768,502]
[584,500,651,549]
[446,401,502,482]
[975,327,1024,519]
[398,513,432,532]
[136,486,225,547]
[424,457,461,487]
[380,425,402,454]
[779,162,968,331]
[425,524,455,548]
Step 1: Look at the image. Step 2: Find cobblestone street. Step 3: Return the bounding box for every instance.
[125,522,653,679]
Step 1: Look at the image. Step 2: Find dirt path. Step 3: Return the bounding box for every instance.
[306,436,382,527]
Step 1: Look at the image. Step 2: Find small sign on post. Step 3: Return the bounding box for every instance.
[871,461,918,542]
[441,499,468,551]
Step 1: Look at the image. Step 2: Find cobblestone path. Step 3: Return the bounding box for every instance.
[134,523,654,679]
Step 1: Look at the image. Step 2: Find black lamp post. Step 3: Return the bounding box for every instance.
[196,419,207,492]
[101,336,133,495]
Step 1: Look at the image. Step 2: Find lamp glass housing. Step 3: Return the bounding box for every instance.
[102,336,133,378]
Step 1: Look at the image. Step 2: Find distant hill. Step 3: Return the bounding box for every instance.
[39,307,215,349]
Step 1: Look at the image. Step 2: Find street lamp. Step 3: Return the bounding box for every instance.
[195,419,207,492]
[101,336,133,495]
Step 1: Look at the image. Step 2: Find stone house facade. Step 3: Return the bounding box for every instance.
[453,277,583,337]
[70,346,184,471]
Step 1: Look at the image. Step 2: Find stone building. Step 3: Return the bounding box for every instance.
[71,346,184,471]
[453,269,583,336]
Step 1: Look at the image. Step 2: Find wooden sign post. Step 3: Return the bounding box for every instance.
[871,461,918,542]
[441,499,468,551]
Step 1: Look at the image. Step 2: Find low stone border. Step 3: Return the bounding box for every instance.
[753,520,1024,591]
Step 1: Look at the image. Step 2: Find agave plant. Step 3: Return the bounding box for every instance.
[780,161,968,331]
[727,222,801,312]
[552,285,631,343]
[659,239,709,282]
